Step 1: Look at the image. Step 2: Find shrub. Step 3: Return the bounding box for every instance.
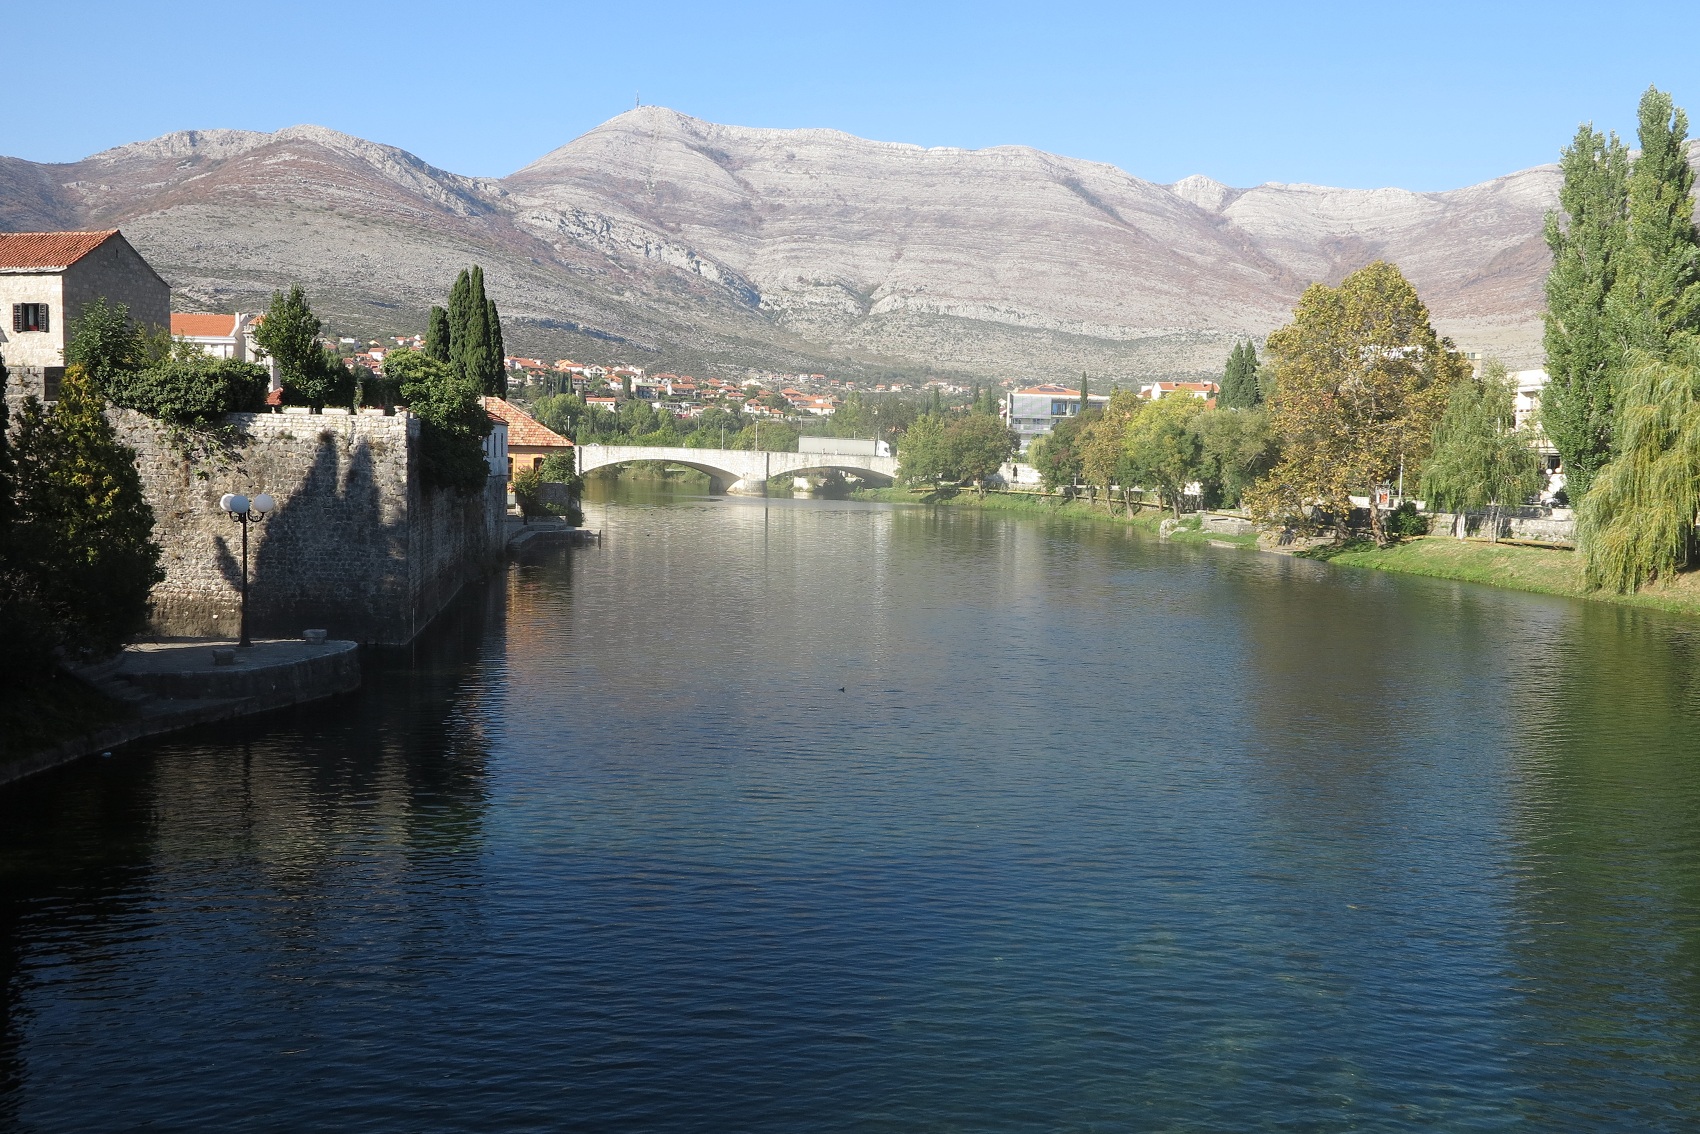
[1386,501,1430,539]
[9,366,163,657]
[538,452,581,490]
[513,466,545,520]
[105,357,269,425]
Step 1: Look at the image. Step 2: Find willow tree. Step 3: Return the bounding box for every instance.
[1578,336,1700,592]
[1420,361,1544,540]
[1245,261,1468,545]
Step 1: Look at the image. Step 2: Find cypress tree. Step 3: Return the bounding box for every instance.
[1609,86,1700,355]
[1542,123,1630,499]
[425,305,452,362]
[447,269,475,384]
[1218,342,1265,409]
[486,297,507,397]
[1078,373,1090,416]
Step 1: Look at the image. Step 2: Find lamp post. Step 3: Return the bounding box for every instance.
[219,492,275,647]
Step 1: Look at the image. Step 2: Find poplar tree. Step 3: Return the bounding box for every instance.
[426,305,452,362]
[1542,123,1629,498]
[1608,87,1700,356]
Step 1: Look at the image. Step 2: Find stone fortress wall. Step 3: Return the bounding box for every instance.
[114,408,505,646]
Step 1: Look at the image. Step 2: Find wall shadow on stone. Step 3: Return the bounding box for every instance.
[248,432,403,642]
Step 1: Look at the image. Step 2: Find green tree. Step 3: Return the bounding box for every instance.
[1081,389,1145,509]
[897,414,949,487]
[425,305,452,362]
[9,366,163,656]
[387,348,492,494]
[1123,394,1208,517]
[487,297,507,397]
[1542,123,1630,498]
[1578,336,1700,591]
[63,297,150,392]
[1608,87,1700,357]
[446,266,501,396]
[1029,412,1091,493]
[1191,406,1277,508]
[943,413,1017,496]
[1219,341,1263,409]
[1420,362,1544,540]
[254,286,351,408]
[1245,261,1467,545]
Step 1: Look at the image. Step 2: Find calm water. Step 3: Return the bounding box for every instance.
[4,486,1700,1131]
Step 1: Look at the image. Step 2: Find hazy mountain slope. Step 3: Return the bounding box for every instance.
[2,109,1631,378]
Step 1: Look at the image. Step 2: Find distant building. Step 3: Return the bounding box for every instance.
[171,312,264,362]
[482,396,573,480]
[0,229,169,402]
[1139,380,1219,403]
[1004,384,1110,450]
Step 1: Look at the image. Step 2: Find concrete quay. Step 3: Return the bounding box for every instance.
[1,639,361,788]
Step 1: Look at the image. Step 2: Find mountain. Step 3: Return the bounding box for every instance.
[0,109,1608,380]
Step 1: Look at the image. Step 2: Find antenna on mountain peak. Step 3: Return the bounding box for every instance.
[635,92,641,109]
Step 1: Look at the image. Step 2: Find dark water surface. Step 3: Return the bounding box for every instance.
[5,487,1700,1131]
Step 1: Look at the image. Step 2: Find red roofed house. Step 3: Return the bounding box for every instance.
[482,396,573,481]
[171,312,264,363]
[1139,381,1219,405]
[0,229,169,402]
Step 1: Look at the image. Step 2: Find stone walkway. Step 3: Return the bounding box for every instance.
[1,639,361,788]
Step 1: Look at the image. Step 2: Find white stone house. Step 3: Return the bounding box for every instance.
[170,312,264,362]
[0,229,169,401]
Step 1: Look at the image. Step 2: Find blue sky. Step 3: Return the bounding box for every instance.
[11,0,1698,191]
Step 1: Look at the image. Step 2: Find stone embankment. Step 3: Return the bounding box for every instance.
[1,639,360,789]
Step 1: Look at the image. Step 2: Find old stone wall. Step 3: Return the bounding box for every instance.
[114,407,504,645]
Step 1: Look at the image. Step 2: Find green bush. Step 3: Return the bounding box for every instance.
[105,357,269,425]
[388,349,491,494]
[538,452,581,490]
[1387,501,1430,539]
[513,466,545,519]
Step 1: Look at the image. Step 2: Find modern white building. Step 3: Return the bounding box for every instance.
[1004,384,1110,450]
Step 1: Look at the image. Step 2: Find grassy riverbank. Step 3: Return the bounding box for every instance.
[851,485,1700,616]
[847,487,1261,546]
[1315,537,1700,616]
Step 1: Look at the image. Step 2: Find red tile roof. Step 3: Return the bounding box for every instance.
[171,313,241,338]
[481,396,572,448]
[0,230,119,271]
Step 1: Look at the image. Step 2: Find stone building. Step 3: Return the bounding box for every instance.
[482,396,572,479]
[0,230,170,402]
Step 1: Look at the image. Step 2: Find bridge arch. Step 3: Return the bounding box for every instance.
[576,444,900,495]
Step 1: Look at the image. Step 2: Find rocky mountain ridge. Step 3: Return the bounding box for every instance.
[2,108,1653,379]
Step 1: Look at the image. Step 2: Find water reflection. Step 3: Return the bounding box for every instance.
[3,487,1700,1130]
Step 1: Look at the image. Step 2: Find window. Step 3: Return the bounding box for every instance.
[1050,400,1068,416]
[12,303,49,333]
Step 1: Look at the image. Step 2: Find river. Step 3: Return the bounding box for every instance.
[3,484,1700,1131]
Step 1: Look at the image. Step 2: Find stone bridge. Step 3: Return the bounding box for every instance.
[577,444,899,495]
